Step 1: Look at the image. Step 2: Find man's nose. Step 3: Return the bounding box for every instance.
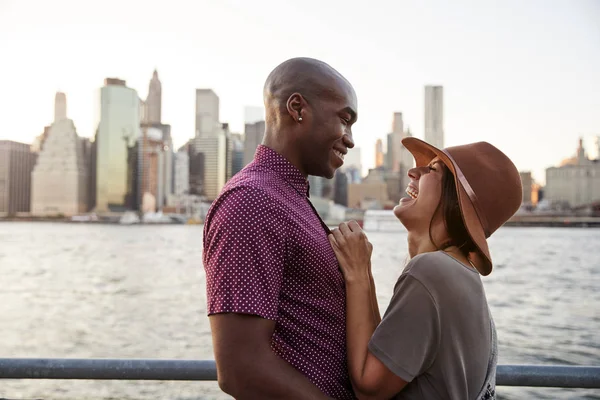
[343,133,355,149]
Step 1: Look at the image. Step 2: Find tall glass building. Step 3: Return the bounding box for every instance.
[95,78,140,212]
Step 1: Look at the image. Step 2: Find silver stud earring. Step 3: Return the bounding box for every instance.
[298,117,303,122]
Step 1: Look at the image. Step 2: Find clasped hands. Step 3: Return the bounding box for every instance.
[328,220,373,283]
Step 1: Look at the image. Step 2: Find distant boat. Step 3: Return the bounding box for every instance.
[168,214,188,224]
[71,214,99,222]
[119,212,140,225]
[363,210,405,232]
[143,212,175,224]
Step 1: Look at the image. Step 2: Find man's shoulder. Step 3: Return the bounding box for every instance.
[221,166,284,203]
[207,167,287,223]
[225,163,284,192]
[203,169,290,248]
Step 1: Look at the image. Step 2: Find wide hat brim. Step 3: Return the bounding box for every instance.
[402,137,492,275]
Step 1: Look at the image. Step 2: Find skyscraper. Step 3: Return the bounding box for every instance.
[140,70,173,206]
[545,138,600,207]
[195,89,220,138]
[174,150,190,196]
[189,123,231,201]
[186,142,205,196]
[54,92,67,121]
[341,147,362,184]
[137,126,172,212]
[399,127,415,192]
[243,120,265,166]
[230,133,245,176]
[375,139,385,168]
[309,175,326,198]
[386,112,404,172]
[425,85,444,148]
[144,70,162,124]
[31,93,88,216]
[31,125,51,154]
[83,137,96,211]
[401,128,414,170]
[519,171,533,204]
[140,122,173,210]
[392,112,404,135]
[0,140,37,214]
[334,169,349,206]
[95,78,140,212]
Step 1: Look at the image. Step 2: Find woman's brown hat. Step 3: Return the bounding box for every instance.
[401,137,522,275]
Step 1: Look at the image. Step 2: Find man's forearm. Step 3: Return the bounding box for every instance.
[220,349,331,400]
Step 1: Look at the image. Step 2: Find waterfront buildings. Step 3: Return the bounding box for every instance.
[174,150,190,196]
[383,113,414,202]
[31,93,88,215]
[424,85,444,149]
[386,112,404,173]
[195,89,219,138]
[0,140,36,214]
[375,139,385,168]
[520,172,533,204]
[188,124,231,201]
[95,78,140,212]
[144,70,162,124]
[230,133,244,176]
[137,125,171,212]
[545,138,600,208]
[243,120,265,166]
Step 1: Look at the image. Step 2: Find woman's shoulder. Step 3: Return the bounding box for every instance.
[403,251,479,286]
[405,251,455,272]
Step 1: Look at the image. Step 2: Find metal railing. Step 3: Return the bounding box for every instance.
[1,358,599,388]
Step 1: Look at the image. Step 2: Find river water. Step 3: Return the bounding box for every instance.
[0,222,599,399]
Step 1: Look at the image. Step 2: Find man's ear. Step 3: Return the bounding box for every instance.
[286,93,306,123]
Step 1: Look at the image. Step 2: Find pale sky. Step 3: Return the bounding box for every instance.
[1,0,599,184]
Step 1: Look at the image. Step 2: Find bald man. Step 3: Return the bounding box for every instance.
[203,58,358,399]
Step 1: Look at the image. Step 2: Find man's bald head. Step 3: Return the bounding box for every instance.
[261,57,357,179]
[263,57,354,122]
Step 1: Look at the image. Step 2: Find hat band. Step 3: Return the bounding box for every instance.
[441,149,491,238]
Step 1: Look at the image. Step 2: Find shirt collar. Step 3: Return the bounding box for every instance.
[254,145,309,197]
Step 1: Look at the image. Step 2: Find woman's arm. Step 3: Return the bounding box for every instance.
[329,222,407,399]
[368,268,381,324]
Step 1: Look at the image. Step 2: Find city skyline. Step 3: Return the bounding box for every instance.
[1,0,599,184]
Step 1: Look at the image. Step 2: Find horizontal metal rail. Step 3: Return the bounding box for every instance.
[0,359,599,388]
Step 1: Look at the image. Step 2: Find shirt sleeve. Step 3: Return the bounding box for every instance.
[368,271,440,382]
[203,186,288,320]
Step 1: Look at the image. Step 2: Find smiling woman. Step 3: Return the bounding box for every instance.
[329,138,522,400]
[395,158,477,257]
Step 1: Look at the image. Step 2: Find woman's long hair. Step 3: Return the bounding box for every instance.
[428,164,477,256]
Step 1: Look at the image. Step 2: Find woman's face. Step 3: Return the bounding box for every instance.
[394,157,446,235]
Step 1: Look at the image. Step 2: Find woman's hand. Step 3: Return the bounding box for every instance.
[328,220,373,283]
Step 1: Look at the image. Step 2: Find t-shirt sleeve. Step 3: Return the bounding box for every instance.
[203,186,287,320]
[368,271,440,382]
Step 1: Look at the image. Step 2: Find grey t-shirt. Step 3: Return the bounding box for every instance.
[368,251,492,400]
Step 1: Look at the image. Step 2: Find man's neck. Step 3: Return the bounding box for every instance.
[262,133,308,178]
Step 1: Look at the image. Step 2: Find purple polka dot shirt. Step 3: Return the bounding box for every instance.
[203,145,355,399]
